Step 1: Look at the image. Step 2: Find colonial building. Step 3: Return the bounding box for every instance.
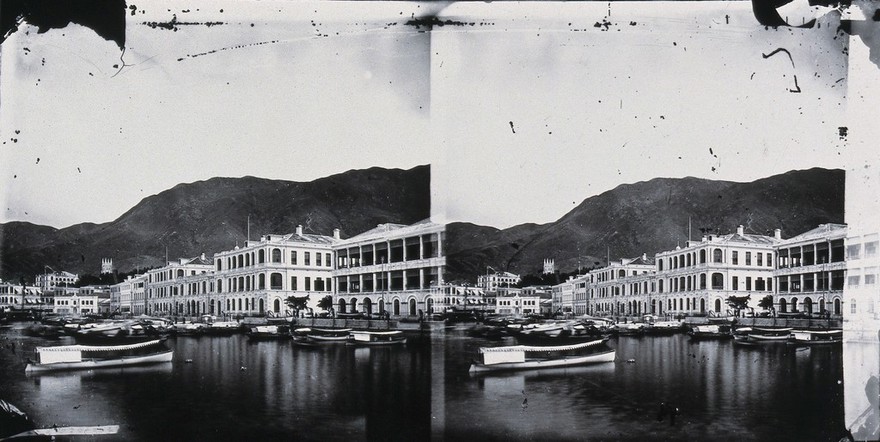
[477,270,521,292]
[332,220,444,318]
[587,254,655,317]
[35,269,78,292]
[430,284,486,313]
[774,223,847,316]
[495,293,542,316]
[652,226,779,317]
[53,293,99,315]
[0,282,42,312]
[111,275,147,316]
[145,254,214,317]
[211,225,338,316]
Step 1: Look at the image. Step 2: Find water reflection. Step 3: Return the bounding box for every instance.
[444,332,844,442]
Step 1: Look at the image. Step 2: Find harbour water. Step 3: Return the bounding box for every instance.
[1,324,844,441]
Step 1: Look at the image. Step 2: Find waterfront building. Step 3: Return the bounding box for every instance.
[652,226,779,317]
[333,220,444,318]
[53,293,99,315]
[552,277,578,317]
[495,293,541,316]
[211,225,337,316]
[111,275,147,316]
[477,269,520,292]
[587,254,655,317]
[773,223,847,316]
[145,254,214,317]
[430,284,487,313]
[35,269,78,292]
[0,282,42,312]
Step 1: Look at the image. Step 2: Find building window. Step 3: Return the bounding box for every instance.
[711,273,724,290]
[732,251,738,265]
[305,277,311,291]
[259,274,266,290]
[259,250,265,263]
[713,249,723,263]
[732,276,738,291]
[272,248,282,263]
[848,243,862,261]
[757,253,763,267]
[270,273,283,290]
[291,251,297,265]
[305,252,311,266]
[325,253,332,267]
[291,276,298,291]
[745,252,752,266]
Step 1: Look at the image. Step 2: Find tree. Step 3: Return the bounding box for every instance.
[317,295,333,312]
[726,295,751,317]
[758,295,774,312]
[285,295,310,317]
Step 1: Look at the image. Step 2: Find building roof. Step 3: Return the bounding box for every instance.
[339,219,442,244]
[780,223,847,244]
[623,255,655,266]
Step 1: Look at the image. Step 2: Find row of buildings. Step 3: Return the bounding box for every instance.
[0,220,447,320]
[549,223,849,319]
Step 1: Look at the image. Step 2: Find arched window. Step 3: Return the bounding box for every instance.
[819,299,826,314]
[779,298,788,313]
[274,298,280,313]
[711,273,724,290]
[393,299,400,316]
[700,250,706,264]
[270,273,283,290]
[658,279,664,293]
[679,255,685,268]
[409,299,417,316]
[834,298,841,315]
[364,298,373,315]
[259,250,265,263]
[804,297,813,314]
[238,255,243,268]
[379,300,385,314]
[350,298,358,313]
[259,298,264,314]
[679,276,685,292]
[338,299,347,313]
[791,297,799,312]
[700,274,707,290]
[659,260,664,271]
[177,269,184,278]
[246,254,251,267]
[238,277,244,293]
[700,298,706,313]
[713,249,723,263]
[272,248,282,263]
[686,254,692,267]
[259,274,266,289]
[217,280,223,293]
[618,269,625,278]
[714,298,721,313]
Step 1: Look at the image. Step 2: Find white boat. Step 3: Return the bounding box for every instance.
[347,330,406,346]
[468,338,616,373]
[788,329,842,345]
[25,340,173,373]
[747,327,793,341]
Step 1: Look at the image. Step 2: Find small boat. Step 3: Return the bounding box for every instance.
[688,324,733,340]
[201,321,242,336]
[732,327,792,346]
[788,329,842,345]
[25,340,173,373]
[247,325,291,341]
[644,320,685,336]
[171,322,205,337]
[616,322,647,336]
[73,320,164,345]
[347,330,407,346]
[468,338,616,373]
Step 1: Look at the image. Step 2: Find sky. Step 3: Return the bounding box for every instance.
[0,1,863,230]
[0,1,437,228]
[433,1,852,228]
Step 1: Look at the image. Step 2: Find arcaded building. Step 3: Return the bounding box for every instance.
[332,220,445,318]
[773,223,847,316]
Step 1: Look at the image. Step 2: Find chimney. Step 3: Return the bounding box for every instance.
[736,225,744,236]
[296,225,303,235]
[333,228,340,239]
[200,253,205,260]
[701,235,708,242]
[774,229,782,240]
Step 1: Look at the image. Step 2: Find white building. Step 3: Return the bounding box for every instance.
[430,284,486,313]
[477,270,520,292]
[774,223,847,316]
[145,254,214,317]
[333,220,445,318]
[111,275,147,316]
[35,270,78,292]
[53,293,99,315]
[495,294,541,316]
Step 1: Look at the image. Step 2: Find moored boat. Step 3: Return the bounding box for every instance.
[468,338,616,373]
[24,340,173,373]
[347,330,406,346]
[732,327,792,346]
[616,322,647,336]
[788,329,842,345]
[247,325,292,341]
[688,324,733,340]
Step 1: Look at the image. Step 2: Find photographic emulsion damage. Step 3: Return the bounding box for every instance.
[1,1,879,441]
